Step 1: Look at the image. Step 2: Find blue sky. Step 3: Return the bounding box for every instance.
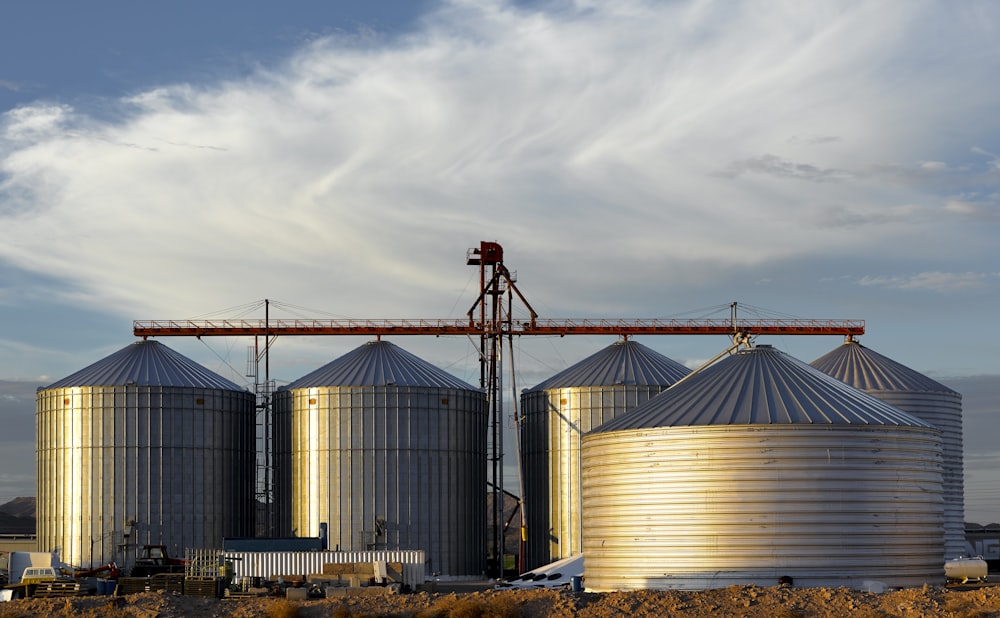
[1,1,999,523]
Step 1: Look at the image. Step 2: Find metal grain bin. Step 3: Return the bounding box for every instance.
[273,340,487,577]
[35,341,256,569]
[582,345,944,591]
[811,340,965,559]
[520,340,689,569]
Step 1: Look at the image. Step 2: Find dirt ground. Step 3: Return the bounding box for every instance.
[3,582,1000,618]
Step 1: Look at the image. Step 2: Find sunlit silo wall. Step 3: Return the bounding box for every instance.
[582,345,944,591]
[519,340,689,569]
[811,340,965,559]
[35,341,256,569]
[273,340,487,577]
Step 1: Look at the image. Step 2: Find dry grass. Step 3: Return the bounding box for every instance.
[414,594,522,618]
[0,604,31,618]
[330,605,352,618]
[265,598,302,618]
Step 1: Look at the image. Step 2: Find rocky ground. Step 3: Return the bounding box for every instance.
[2,582,1000,618]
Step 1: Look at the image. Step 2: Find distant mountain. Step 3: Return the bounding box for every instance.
[0,496,35,534]
[0,496,35,518]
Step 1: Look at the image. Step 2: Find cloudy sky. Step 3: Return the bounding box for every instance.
[1,1,999,523]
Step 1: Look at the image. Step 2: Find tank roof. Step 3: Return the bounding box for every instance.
[283,340,480,390]
[811,340,958,394]
[592,345,935,432]
[43,340,246,390]
[526,340,690,391]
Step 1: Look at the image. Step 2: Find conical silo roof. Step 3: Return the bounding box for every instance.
[811,339,964,560]
[43,340,245,390]
[526,340,690,391]
[593,344,934,432]
[285,340,479,390]
[810,340,958,394]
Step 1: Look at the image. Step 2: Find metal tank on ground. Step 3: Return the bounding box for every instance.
[273,340,487,577]
[519,339,690,569]
[35,340,256,569]
[811,339,965,559]
[582,344,944,591]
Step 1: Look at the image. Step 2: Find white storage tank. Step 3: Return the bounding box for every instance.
[582,345,944,591]
[519,340,689,569]
[811,340,965,559]
[273,340,487,577]
[35,341,256,569]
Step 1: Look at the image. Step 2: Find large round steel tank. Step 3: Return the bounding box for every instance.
[273,340,487,577]
[519,340,689,569]
[582,345,944,591]
[35,341,256,569]
[811,340,965,559]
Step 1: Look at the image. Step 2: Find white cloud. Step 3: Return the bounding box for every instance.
[0,0,999,325]
[945,197,1000,220]
[858,272,997,292]
[719,153,854,183]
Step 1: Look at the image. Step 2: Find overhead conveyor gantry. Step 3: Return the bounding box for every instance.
[132,240,865,577]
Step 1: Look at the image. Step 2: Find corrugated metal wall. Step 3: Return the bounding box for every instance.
[35,385,256,568]
[582,424,944,591]
[811,342,965,560]
[520,385,666,569]
[273,385,487,577]
[872,390,964,558]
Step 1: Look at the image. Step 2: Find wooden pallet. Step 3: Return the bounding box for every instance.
[117,577,151,595]
[31,581,85,598]
[149,573,185,594]
[183,576,220,598]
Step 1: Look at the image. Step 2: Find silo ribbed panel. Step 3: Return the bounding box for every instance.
[36,341,256,568]
[520,341,690,569]
[582,345,944,590]
[811,341,965,559]
[274,340,487,577]
[583,424,943,591]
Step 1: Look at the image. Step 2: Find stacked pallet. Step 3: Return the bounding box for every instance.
[319,561,404,587]
[116,577,150,595]
[31,581,86,598]
[148,573,185,594]
[183,576,220,598]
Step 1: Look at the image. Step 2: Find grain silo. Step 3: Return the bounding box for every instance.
[582,344,944,591]
[273,340,487,577]
[519,339,690,569]
[35,340,256,569]
[811,340,965,559]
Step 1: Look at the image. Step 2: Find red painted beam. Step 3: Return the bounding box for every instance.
[133,318,864,338]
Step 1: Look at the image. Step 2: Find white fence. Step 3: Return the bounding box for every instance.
[185,549,427,589]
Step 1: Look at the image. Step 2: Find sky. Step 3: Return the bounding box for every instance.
[1,0,999,523]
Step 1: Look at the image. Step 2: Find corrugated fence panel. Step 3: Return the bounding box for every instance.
[190,550,426,588]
